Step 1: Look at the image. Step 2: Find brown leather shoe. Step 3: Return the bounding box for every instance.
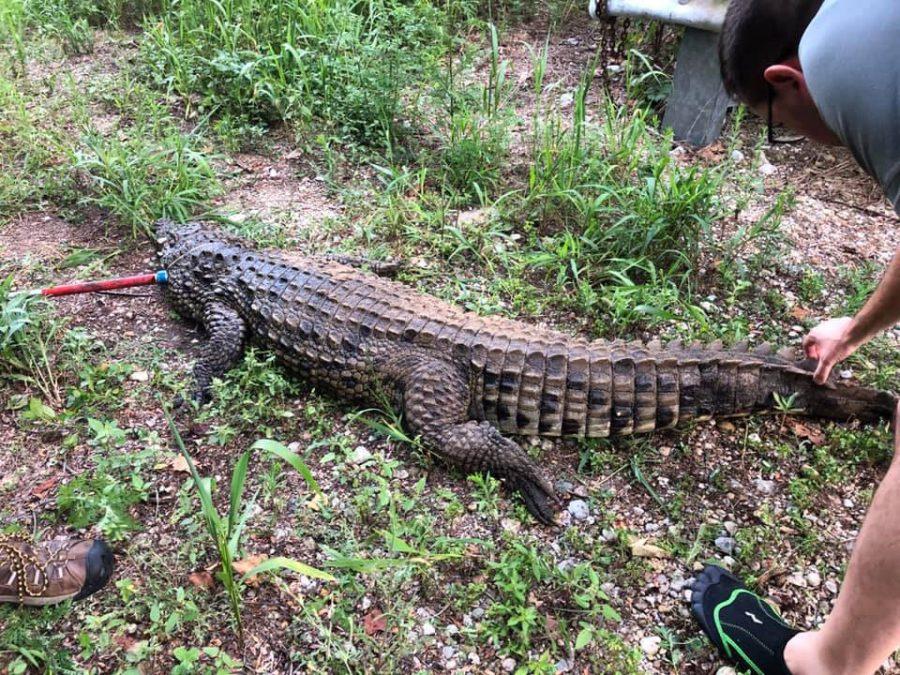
[0,534,114,606]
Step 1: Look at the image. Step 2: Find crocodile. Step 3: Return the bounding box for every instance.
[156,220,897,524]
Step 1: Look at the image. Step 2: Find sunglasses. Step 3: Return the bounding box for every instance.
[767,85,804,144]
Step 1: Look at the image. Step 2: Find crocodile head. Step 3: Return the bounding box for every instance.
[154,220,246,320]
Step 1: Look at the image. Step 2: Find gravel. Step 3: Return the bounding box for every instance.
[350,445,373,464]
[754,479,776,495]
[640,635,661,657]
[567,499,590,521]
[715,536,737,555]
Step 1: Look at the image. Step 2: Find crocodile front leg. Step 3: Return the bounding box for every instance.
[191,301,247,403]
[401,360,559,525]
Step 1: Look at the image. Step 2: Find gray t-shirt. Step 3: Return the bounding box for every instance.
[799,0,900,213]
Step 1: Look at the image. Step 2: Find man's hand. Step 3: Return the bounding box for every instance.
[802,316,859,384]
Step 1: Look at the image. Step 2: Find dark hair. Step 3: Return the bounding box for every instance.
[719,0,825,105]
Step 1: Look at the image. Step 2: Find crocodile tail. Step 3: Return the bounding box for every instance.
[755,354,897,423]
[669,341,897,426]
[795,376,897,423]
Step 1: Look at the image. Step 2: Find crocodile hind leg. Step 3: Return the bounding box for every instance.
[401,361,559,525]
[191,302,247,403]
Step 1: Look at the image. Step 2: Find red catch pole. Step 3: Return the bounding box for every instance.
[40,271,169,297]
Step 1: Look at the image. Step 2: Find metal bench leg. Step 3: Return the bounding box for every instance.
[661,27,731,147]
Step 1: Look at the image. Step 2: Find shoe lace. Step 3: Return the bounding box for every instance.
[0,533,50,603]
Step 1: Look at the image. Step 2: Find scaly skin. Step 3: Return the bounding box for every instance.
[156,221,897,524]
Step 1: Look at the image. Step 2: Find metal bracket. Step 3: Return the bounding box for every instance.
[660,27,731,147]
[595,0,733,147]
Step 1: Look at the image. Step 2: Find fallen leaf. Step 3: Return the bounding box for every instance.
[629,537,671,559]
[188,571,215,590]
[32,476,59,497]
[232,554,268,586]
[114,635,137,651]
[363,609,387,636]
[697,143,725,162]
[166,455,190,473]
[790,306,811,321]
[787,419,826,446]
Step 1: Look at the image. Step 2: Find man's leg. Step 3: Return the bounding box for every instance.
[784,402,900,675]
[692,402,900,675]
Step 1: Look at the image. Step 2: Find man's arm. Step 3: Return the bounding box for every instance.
[804,244,900,384]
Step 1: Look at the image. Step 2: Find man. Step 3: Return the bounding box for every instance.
[1,534,113,605]
[690,1,900,674]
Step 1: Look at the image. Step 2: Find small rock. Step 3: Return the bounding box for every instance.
[640,635,661,657]
[840,369,853,380]
[567,499,590,521]
[825,579,838,594]
[805,570,822,588]
[564,37,580,46]
[843,498,854,508]
[441,646,455,660]
[557,558,576,574]
[555,658,573,673]
[759,162,777,176]
[468,653,481,666]
[724,521,738,535]
[787,572,807,588]
[721,556,736,568]
[559,92,574,107]
[754,479,776,495]
[716,667,738,675]
[606,64,622,74]
[601,528,618,542]
[715,536,736,555]
[421,623,436,636]
[130,370,150,382]
[555,480,574,495]
[502,657,517,672]
[730,150,745,163]
[471,607,485,619]
[350,446,373,465]
[645,522,660,533]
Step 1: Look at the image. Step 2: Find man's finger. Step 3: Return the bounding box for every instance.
[813,358,832,385]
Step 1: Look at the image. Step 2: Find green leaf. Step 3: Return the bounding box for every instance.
[227,451,250,537]
[250,439,321,497]
[575,626,593,650]
[243,555,335,582]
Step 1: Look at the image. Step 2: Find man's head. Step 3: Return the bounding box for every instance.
[719,0,841,145]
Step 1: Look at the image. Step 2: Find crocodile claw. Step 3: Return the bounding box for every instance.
[510,475,560,526]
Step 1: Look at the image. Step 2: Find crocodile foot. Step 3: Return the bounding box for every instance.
[509,474,560,526]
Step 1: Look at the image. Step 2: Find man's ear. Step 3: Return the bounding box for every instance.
[764,58,808,97]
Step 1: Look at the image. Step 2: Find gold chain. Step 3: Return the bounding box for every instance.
[0,534,50,603]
